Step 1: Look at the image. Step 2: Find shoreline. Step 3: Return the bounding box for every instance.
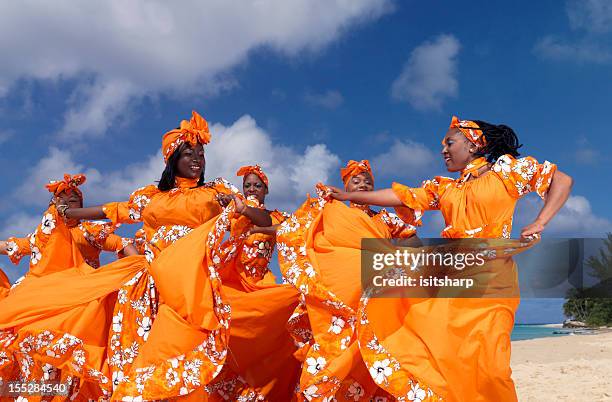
[511,331,612,401]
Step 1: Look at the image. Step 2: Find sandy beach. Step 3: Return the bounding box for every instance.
[512,331,612,401]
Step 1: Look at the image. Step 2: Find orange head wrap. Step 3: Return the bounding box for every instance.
[449,115,486,148]
[161,110,211,163]
[236,165,269,188]
[340,160,374,186]
[45,174,86,199]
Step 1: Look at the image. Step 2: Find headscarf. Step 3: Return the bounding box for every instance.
[236,165,269,188]
[449,115,486,148]
[340,160,374,186]
[45,174,86,199]
[162,110,211,163]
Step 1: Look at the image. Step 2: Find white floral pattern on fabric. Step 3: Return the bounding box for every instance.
[111,201,237,401]
[40,213,56,235]
[492,154,557,199]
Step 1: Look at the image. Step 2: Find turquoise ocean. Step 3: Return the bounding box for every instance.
[511,324,570,341]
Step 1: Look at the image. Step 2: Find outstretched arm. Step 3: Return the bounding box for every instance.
[521,169,573,239]
[217,194,273,227]
[328,186,404,207]
[0,240,7,254]
[63,206,107,220]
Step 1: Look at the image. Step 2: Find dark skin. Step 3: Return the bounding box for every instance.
[177,142,205,180]
[0,190,138,256]
[64,143,208,221]
[329,128,574,240]
[345,172,374,193]
[216,173,273,228]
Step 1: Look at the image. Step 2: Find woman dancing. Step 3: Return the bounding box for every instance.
[60,112,297,400]
[276,159,421,401]
[327,116,573,401]
[0,174,137,275]
[203,164,301,401]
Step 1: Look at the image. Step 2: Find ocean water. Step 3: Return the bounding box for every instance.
[511,324,570,341]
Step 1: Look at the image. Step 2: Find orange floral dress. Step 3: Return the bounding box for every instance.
[104,179,300,401]
[6,220,129,273]
[198,207,302,401]
[276,187,421,401]
[0,205,148,400]
[358,154,557,402]
[277,154,557,402]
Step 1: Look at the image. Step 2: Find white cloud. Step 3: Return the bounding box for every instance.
[535,0,612,64]
[8,115,340,222]
[567,0,612,33]
[514,195,611,237]
[0,0,393,139]
[371,139,439,180]
[0,212,41,239]
[391,34,460,111]
[207,115,340,211]
[304,90,344,109]
[534,36,612,64]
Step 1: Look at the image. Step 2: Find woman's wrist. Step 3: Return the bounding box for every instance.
[57,204,70,218]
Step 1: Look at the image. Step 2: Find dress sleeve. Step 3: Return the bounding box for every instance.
[374,209,418,239]
[5,236,32,265]
[205,178,240,195]
[102,185,159,225]
[492,154,557,199]
[101,233,129,253]
[270,210,289,225]
[391,176,454,211]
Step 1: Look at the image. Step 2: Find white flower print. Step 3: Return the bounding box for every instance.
[166,367,180,387]
[113,370,125,387]
[30,246,42,265]
[493,155,512,175]
[144,245,154,263]
[41,213,56,235]
[304,265,316,278]
[112,312,123,333]
[347,381,365,400]
[340,336,351,350]
[42,363,56,380]
[303,384,319,399]
[306,356,327,375]
[5,240,18,256]
[328,316,345,335]
[369,358,393,384]
[137,316,152,340]
[407,383,427,402]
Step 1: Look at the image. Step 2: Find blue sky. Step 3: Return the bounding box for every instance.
[1,0,610,323]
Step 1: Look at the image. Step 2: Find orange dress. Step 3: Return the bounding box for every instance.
[358,154,557,402]
[6,220,128,272]
[203,208,301,401]
[278,154,556,402]
[104,179,300,401]
[0,206,148,400]
[0,268,9,300]
[277,187,421,401]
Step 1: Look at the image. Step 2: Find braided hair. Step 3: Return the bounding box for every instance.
[157,142,205,191]
[473,120,523,163]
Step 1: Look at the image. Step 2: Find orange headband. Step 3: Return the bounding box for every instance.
[46,174,86,199]
[162,110,211,163]
[236,165,269,188]
[449,115,486,147]
[340,160,374,186]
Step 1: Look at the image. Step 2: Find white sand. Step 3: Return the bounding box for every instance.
[512,331,612,401]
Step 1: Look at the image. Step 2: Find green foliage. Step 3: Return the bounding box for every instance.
[563,234,612,326]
